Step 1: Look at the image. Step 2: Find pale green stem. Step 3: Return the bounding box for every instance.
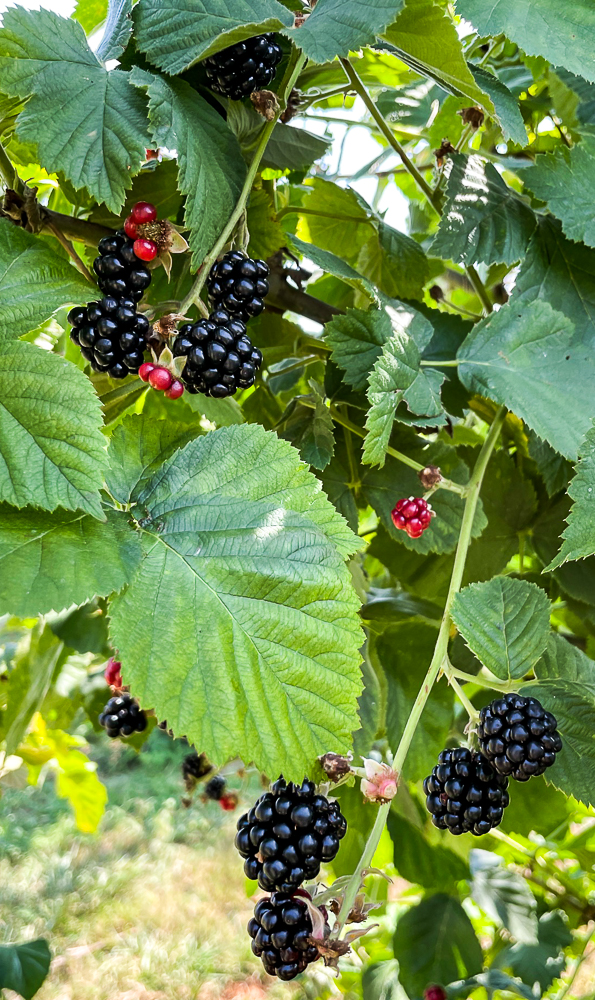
[447,673,480,722]
[449,667,521,693]
[332,800,391,937]
[466,264,493,315]
[420,359,459,367]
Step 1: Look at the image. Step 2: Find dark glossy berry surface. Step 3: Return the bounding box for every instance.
[391,497,435,539]
[248,891,322,980]
[205,774,226,800]
[423,748,509,836]
[172,308,263,398]
[235,777,346,891]
[205,33,283,101]
[207,251,269,321]
[99,693,147,739]
[93,233,153,301]
[477,693,562,781]
[68,296,148,377]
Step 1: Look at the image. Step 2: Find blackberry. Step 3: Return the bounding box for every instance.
[205,774,226,800]
[205,34,283,101]
[99,693,147,738]
[182,751,213,782]
[477,693,562,781]
[391,497,435,539]
[68,296,149,378]
[423,748,509,836]
[172,309,262,398]
[92,231,152,302]
[248,891,322,980]
[235,776,347,892]
[207,251,269,321]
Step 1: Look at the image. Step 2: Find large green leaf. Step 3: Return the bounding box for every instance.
[451,577,551,681]
[0,939,51,1000]
[547,423,595,568]
[0,7,149,212]
[357,220,430,300]
[393,894,483,997]
[455,0,595,85]
[286,233,375,298]
[284,0,405,64]
[106,414,201,505]
[524,135,595,248]
[494,912,573,994]
[387,812,469,891]
[109,424,363,777]
[431,154,536,266]
[73,0,108,35]
[131,70,245,269]
[279,381,335,471]
[523,636,595,807]
[0,222,92,342]
[4,623,64,755]
[324,307,393,391]
[458,299,592,461]
[134,0,293,76]
[296,179,375,267]
[0,340,107,519]
[468,64,527,147]
[0,505,141,617]
[470,850,538,944]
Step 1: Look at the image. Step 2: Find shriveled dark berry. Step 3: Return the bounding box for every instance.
[172,308,263,398]
[235,777,346,892]
[99,693,147,738]
[248,891,323,980]
[423,748,509,836]
[477,693,562,781]
[204,33,283,101]
[207,251,269,322]
[205,774,226,800]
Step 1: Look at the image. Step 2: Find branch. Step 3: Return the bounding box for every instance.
[266,268,342,325]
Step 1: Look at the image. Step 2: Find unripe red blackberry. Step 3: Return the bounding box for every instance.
[477,693,562,781]
[99,693,147,738]
[391,497,435,538]
[172,310,263,398]
[248,891,323,980]
[207,251,269,322]
[423,748,509,836]
[235,777,347,892]
[424,987,447,1000]
[205,33,283,101]
[68,295,148,378]
[104,657,123,688]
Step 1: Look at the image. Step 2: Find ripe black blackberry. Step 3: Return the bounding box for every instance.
[423,748,509,836]
[235,777,347,892]
[248,891,322,981]
[207,251,269,321]
[99,693,147,738]
[204,34,283,101]
[477,693,562,781]
[172,308,262,398]
[68,296,149,378]
[205,774,227,800]
[92,231,152,302]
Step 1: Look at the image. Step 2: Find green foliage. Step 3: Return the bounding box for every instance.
[469,849,538,943]
[547,422,595,567]
[285,0,405,64]
[0,939,51,1000]
[324,307,392,391]
[524,135,595,247]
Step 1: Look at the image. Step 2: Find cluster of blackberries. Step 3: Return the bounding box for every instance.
[235,776,347,892]
[69,294,149,378]
[205,34,283,100]
[207,251,269,321]
[93,232,152,301]
[424,748,509,836]
[99,693,147,738]
[249,892,322,981]
[172,308,263,398]
[477,693,562,781]
[391,497,435,539]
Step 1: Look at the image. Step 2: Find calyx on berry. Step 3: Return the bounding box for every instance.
[104,657,123,689]
[477,693,562,781]
[391,497,435,539]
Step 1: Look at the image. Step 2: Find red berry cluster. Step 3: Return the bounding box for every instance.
[139,362,184,399]
[391,497,435,538]
[124,201,159,261]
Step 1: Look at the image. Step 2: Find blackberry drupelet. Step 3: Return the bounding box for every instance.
[172,308,263,398]
[391,497,435,539]
[99,693,147,738]
[248,891,322,981]
[205,774,227,800]
[92,231,152,302]
[477,693,562,781]
[68,295,149,378]
[204,34,283,101]
[235,776,347,892]
[423,748,509,836]
[207,251,269,321]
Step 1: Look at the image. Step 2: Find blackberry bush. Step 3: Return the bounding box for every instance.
[68,296,149,377]
[172,309,263,397]
[235,777,346,891]
[207,251,269,321]
[204,34,283,100]
[248,891,322,980]
[99,693,147,738]
[423,748,509,836]
[477,693,563,781]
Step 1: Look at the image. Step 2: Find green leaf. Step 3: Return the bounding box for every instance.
[501,774,569,839]
[90,156,183,228]
[458,299,592,461]
[324,306,393,391]
[264,124,331,171]
[134,0,292,76]
[527,431,573,499]
[451,577,551,681]
[393,894,483,998]
[470,850,538,944]
[494,911,572,993]
[50,599,110,656]
[73,0,108,35]
[358,221,430,299]
[279,381,336,471]
[446,970,535,1000]
[109,424,364,777]
[362,960,408,1000]
[95,0,133,61]
[286,233,375,298]
[547,422,595,568]
[371,622,453,781]
[131,69,246,269]
[455,0,595,85]
[247,187,285,261]
[468,64,527,147]
[523,634,595,807]
[0,505,141,617]
[0,939,51,1000]
[0,221,92,342]
[0,7,149,212]
[383,0,495,114]
[4,623,64,755]
[524,135,595,248]
[387,812,469,891]
[431,154,536,266]
[296,179,374,266]
[106,414,201,505]
[283,0,405,64]
[0,340,107,519]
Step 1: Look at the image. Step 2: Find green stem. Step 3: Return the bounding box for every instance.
[420,359,459,367]
[179,49,307,316]
[449,667,520,693]
[466,263,493,315]
[447,673,480,722]
[332,800,391,937]
[0,140,20,191]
